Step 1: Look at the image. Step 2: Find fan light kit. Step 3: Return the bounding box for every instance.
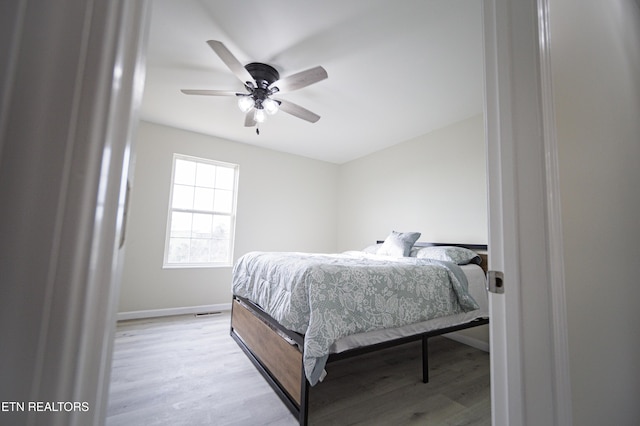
[181,40,328,134]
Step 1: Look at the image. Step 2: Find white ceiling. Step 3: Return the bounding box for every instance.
[141,0,484,164]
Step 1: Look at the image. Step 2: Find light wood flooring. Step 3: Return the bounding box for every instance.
[107,311,490,426]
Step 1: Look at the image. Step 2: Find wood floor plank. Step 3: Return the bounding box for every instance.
[107,312,490,425]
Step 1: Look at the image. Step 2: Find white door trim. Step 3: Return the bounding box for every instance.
[536,0,573,423]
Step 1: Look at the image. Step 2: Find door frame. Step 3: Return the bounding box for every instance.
[0,1,149,425]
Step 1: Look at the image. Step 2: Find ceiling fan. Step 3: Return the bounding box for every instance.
[181,40,328,133]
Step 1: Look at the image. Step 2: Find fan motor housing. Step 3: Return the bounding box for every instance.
[245,62,279,88]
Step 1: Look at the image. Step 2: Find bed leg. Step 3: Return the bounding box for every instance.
[422,336,429,383]
[299,374,309,426]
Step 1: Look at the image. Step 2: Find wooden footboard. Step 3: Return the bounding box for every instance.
[230,297,309,424]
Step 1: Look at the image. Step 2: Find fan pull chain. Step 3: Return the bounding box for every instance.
[256,126,260,135]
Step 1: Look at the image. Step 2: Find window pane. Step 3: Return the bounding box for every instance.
[172,184,194,209]
[170,212,192,238]
[192,213,213,238]
[213,189,232,213]
[190,239,210,263]
[193,187,214,211]
[174,159,196,185]
[210,239,229,262]
[216,167,235,190]
[168,238,190,263]
[196,163,216,188]
[212,215,230,239]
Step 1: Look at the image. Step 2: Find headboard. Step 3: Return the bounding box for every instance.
[376,240,489,274]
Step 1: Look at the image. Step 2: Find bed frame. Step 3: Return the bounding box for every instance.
[229,243,488,425]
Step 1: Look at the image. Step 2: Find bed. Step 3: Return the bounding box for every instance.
[229,239,489,425]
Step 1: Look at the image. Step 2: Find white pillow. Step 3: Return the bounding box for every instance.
[411,245,481,265]
[377,231,421,257]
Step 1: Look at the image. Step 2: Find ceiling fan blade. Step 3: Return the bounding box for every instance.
[244,112,257,127]
[206,40,254,85]
[181,89,239,96]
[269,66,328,93]
[276,99,321,123]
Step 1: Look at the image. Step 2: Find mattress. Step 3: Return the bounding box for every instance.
[232,251,484,385]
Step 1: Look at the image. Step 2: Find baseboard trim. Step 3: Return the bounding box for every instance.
[117,306,490,353]
[117,303,232,321]
[443,331,490,353]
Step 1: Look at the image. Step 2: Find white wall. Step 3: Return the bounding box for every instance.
[550,0,640,424]
[119,121,338,312]
[337,114,487,250]
[337,114,488,344]
[121,117,489,343]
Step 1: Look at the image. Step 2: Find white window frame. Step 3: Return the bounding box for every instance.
[163,154,239,268]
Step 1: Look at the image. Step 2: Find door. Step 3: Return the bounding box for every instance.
[483,0,572,424]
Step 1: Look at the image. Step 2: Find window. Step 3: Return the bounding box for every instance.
[163,154,238,268]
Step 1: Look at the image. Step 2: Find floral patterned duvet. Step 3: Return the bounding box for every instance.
[231,251,480,385]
